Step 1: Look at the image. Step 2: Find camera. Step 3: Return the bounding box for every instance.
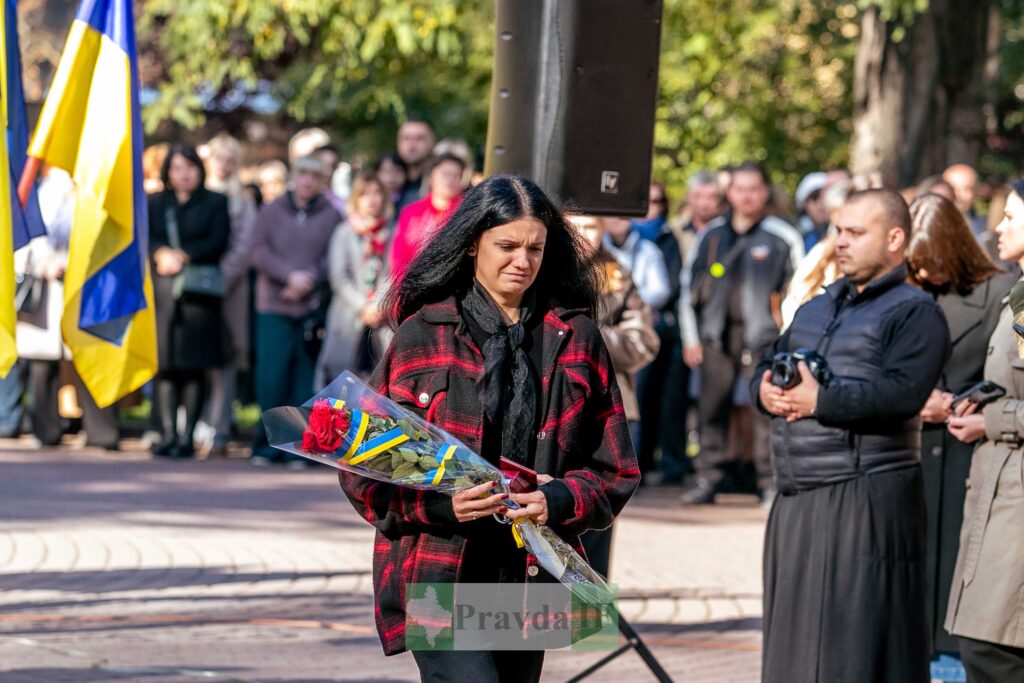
[770,348,832,389]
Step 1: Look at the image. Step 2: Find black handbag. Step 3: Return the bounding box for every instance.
[165,206,226,300]
[301,287,330,358]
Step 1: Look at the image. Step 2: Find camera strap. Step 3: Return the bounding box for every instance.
[813,290,853,357]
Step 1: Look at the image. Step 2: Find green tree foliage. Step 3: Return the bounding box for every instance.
[139,0,494,154]
[655,0,859,201]
[986,3,1024,179]
[142,0,865,200]
[138,0,1022,203]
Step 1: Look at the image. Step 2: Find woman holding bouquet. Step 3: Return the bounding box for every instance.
[339,174,640,681]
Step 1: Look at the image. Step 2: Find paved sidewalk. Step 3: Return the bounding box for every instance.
[0,442,765,682]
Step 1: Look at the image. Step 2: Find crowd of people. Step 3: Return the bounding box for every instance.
[5,115,1024,681]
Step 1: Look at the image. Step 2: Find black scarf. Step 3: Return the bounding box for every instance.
[460,280,538,464]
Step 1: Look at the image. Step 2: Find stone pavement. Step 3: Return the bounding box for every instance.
[0,441,766,682]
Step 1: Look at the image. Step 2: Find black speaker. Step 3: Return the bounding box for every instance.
[484,0,663,217]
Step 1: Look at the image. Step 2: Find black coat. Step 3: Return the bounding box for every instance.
[921,271,1016,652]
[149,188,231,370]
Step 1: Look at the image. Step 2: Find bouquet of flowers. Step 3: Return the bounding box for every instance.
[262,371,613,606]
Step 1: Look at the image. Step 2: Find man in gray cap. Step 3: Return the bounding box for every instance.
[795,171,830,251]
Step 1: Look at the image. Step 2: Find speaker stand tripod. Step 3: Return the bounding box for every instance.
[566,614,674,682]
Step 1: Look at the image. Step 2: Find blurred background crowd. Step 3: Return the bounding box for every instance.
[2,117,1011,499]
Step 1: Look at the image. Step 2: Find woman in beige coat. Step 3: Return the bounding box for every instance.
[945,180,1024,682]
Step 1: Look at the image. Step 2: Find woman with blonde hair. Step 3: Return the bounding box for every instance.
[142,143,169,195]
[256,160,288,204]
[200,134,257,456]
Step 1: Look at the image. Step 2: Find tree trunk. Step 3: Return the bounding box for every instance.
[850,1,997,188]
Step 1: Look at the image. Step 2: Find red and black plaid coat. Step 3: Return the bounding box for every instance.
[338,296,640,655]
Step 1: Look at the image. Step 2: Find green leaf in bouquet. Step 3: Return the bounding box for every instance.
[452,476,476,489]
[393,462,418,479]
[396,418,419,439]
[401,449,420,464]
[416,454,437,471]
[401,471,429,484]
[391,452,404,470]
[368,457,393,474]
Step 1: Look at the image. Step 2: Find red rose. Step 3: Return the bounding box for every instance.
[302,400,350,453]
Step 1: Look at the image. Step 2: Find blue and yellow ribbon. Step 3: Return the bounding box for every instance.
[510,520,526,548]
[427,445,458,486]
[349,427,409,465]
[339,409,370,462]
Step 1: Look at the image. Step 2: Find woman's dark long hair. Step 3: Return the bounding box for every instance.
[384,174,601,325]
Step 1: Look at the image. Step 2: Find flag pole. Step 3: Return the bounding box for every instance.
[16,155,39,206]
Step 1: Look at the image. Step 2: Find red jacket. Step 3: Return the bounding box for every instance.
[388,194,463,283]
[339,296,640,655]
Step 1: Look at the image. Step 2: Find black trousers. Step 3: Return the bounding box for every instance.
[695,343,772,490]
[636,326,691,480]
[959,636,1024,683]
[28,360,119,447]
[412,649,544,683]
[415,526,544,683]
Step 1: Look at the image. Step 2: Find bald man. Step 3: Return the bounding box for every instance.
[943,164,987,237]
[753,189,950,683]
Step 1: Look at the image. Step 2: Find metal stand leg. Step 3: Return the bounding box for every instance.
[566,614,674,683]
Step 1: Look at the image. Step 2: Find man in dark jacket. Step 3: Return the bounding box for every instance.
[679,162,803,503]
[635,176,722,483]
[249,155,342,467]
[395,118,436,214]
[753,189,950,683]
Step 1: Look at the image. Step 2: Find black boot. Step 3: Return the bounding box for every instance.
[152,439,178,458]
[173,436,195,459]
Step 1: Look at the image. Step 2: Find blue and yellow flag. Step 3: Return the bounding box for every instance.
[5,0,43,251]
[27,0,156,406]
[0,0,45,377]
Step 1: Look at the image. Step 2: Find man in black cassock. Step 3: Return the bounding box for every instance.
[752,188,951,682]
